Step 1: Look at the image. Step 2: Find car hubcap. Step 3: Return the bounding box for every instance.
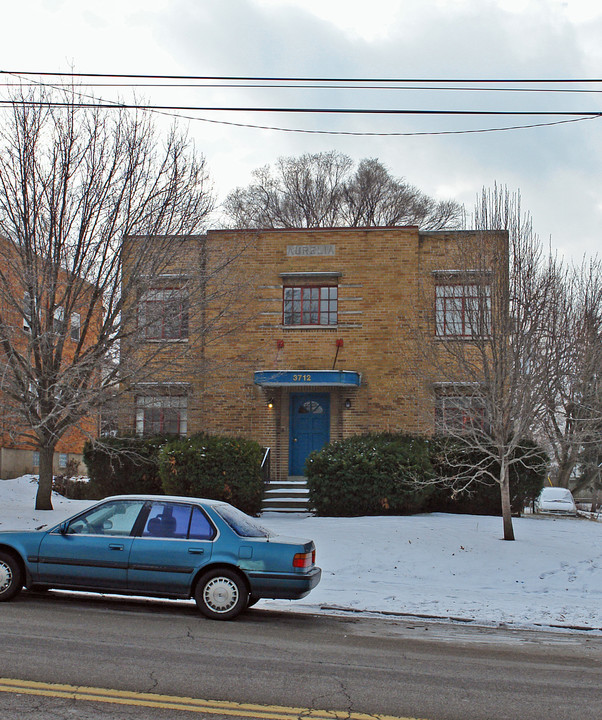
[203,577,238,613]
[0,560,12,593]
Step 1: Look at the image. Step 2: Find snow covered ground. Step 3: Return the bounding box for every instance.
[1,475,601,633]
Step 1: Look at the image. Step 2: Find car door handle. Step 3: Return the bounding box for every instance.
[109,544,124,551]
[188,548,205,555]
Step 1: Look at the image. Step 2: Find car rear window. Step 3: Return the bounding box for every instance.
[215,505,272,538]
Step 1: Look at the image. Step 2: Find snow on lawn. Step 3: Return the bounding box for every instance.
[260,512,602,632]
[1,476,601,633]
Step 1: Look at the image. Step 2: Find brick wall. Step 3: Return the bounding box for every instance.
[121,227,506,481]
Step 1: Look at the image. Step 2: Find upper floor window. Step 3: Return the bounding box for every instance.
[70,312,81,341]
[283,286,338,326]
[53,306,66,334]
[435,284,491,338]
[136,395,188,436]
[23,292,33,332]
[139,287,189,340]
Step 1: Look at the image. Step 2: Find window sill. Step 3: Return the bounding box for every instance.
[144,338,189,343]
[434,335,487,342]
[282,325,339,331]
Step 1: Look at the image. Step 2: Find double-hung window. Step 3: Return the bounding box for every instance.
[136,395,188,436]
[139,287,189,340]
[23,292,33,332]
[283,286,338,326]
[53,306,66,334]
[435,283,491,338]
[435,393,488,434]
[70,312,81,341]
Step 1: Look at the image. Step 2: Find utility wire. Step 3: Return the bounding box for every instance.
[3,70,602,83]
[0,100,600,116]
[3,81,602,94]
[2,71,600,137]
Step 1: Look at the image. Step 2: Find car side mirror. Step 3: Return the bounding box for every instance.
[58,521,68,535]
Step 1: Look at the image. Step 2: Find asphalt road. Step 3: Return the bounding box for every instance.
[1,590,600,720]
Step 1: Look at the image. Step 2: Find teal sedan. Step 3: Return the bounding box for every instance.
[0,495,321,620]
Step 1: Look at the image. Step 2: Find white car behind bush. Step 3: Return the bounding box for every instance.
[535,487,577,516]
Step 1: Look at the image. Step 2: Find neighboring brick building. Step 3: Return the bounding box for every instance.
[121,227,507,507]
[0,236,100,479]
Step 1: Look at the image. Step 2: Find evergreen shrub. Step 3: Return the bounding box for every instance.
[158,434,264,515]
[306,433,433,516]
[82,436,167,498]
[426,437,548,515]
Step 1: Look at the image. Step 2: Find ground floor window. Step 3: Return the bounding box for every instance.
[435,393,487,433]
[136,395,188,436]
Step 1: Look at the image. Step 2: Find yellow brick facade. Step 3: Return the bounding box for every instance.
[121,227,506,483]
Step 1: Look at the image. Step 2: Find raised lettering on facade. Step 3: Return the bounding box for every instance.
[286,244,336,257]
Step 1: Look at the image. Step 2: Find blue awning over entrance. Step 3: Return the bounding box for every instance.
[254,370,361,388]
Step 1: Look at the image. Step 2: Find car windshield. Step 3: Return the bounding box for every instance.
[541,488,573,501]
[215,504,273,538]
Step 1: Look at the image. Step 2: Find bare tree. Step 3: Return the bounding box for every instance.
[0,88,215,510]
[341,158,463,230]
[536,258,602,490]
[223,152,464,230]
[417,186,554,540]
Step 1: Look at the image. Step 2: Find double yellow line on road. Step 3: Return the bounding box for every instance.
[0,677,425,720]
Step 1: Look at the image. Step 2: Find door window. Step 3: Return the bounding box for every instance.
[66,500,145,536]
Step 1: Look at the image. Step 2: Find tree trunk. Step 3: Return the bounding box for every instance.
[556,456,576,489]
[500,463,515,541]
[35,445,55,510]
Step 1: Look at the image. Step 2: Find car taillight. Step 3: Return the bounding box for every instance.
[293,550,315,569]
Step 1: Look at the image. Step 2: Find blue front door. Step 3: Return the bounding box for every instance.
[289,393,330,475]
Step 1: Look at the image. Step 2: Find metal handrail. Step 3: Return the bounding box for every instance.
[261,447,271,484]
[261,447,270,468]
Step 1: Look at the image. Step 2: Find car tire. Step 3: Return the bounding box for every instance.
[0,551,23,602]
[194,568,248,621]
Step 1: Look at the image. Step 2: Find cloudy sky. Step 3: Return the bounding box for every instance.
[2,0,602,258]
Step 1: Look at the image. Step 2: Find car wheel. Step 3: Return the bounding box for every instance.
[194,569,248,621]
[0,551,23,602]
[247,594,260,608]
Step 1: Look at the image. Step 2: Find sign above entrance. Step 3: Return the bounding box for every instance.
[254,370,361,387]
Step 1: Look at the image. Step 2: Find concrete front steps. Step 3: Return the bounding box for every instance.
[262,476,311,513]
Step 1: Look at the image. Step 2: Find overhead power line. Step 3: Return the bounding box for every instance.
[0,100,600,116]
[4,81,602,94]
[1,70,601,137]
[3,71,602,83]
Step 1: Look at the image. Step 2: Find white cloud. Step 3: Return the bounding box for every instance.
[1,0,600,257]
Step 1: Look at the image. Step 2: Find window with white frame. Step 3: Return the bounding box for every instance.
[70,312,81,341]
[23,292,33,332]
[435,283,491,338]
[136,395,188,436]
[53,306,66,334]
[435,393,488,433]
[283,285,338,326]
[139,287,189,340]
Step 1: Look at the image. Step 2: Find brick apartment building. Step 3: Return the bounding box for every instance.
[0,236,100,479]
[121,226,506,507]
